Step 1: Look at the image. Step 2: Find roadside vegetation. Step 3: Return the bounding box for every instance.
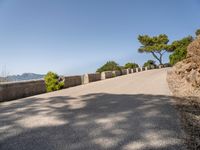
[96,61,140,73]
[96,61,121,73]
[124,62,139,69]
[169,36,193,65]
[143,60,157,68]
[138,34,172,65]
[44,71,64,92]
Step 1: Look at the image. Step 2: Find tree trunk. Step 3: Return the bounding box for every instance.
[158,59,163,65]
[151,52,163,65]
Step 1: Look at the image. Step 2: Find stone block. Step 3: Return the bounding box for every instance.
[121,69,127,75]
[112,70,121,76]
[83,73,101,84]
[64,75,82,88]
[101,71,113,80]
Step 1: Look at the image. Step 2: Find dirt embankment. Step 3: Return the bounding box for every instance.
[167,36,200,150]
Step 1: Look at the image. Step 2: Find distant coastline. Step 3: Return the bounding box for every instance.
[0,73,44,82]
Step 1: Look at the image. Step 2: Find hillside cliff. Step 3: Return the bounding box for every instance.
[167,36,200,97]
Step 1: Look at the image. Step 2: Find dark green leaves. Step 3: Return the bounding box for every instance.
[96,61,121,73]
[169,36,193,65]
[124,62,139,69]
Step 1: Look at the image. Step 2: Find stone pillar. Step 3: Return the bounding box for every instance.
[83,73,101,84]
[126,69,131,74]
[130,69,134,73]
[101,71,113,80]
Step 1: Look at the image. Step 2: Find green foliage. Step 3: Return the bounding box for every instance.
[143,60,156,67]
[124,62,139,69]
[112,72,116,78]
[138,34,171,64]
[96,61,121,73]
[44,71,64,92]
[196,29,200,37]
[169,36,193,65]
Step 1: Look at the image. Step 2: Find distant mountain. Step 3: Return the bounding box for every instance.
[6,73,44,82]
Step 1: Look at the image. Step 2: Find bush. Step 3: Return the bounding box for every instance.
[124,62,139,69]
[169,36,193,65]
[96,61,121,73]
[143,60,156,68]
[196,29,200,37]
[44,71,64,92]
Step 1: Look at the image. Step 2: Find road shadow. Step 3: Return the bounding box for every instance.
[0,93,185,150]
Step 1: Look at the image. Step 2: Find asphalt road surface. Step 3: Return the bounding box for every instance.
[0,68,185,150]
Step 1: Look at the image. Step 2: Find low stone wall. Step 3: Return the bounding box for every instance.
[126,68,131,74]
[112,70,121,76]
[64,75,82,88]
[130,68,136,73]
[150,65,156,69]
[136,68,141,72]
[0,66,169,102]
[101,71,113,80]
[83,73,101,84]
[140,67,145,71]
[0,79,46,102]
[145,66,152,71]
[121,69,127,75]
[159,65,163,69]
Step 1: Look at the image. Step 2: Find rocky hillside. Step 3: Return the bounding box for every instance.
[167,36,200,97]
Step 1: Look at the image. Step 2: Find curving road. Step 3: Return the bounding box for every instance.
[0,68,185,150]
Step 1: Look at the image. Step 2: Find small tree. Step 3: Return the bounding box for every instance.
[44,71,64,92]
[169,36,193,65]
[143,60,156,68]
[124,62,139,69]
[138,34,171,65]
[96,61,121,73]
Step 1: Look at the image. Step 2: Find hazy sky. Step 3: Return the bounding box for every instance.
[0,0,199,75]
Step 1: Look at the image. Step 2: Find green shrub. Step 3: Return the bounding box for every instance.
[124,62,139,69]
[97,61,121,73]
[44,71,64,92]
[169,36,193,65]
[143,60,156,68]
[196,29,200,37]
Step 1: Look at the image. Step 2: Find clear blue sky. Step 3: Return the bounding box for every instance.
[0,0,199,75]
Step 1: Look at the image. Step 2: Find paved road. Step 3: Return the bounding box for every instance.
[0,68,185,150]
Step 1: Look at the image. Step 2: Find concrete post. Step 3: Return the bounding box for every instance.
[101,71,112,80]
[130,69,134,73]
[126,69,131,74]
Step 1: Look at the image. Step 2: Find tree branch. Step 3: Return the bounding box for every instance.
[151,52,160,61]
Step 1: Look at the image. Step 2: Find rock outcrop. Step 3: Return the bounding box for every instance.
[167,36,200,97]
